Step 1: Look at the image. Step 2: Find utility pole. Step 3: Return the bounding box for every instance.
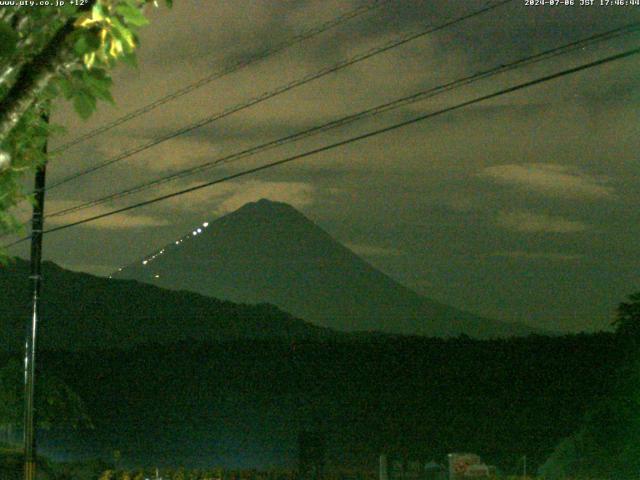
[23,113,48,480]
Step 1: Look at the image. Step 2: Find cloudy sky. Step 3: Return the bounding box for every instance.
[8,0,640,332]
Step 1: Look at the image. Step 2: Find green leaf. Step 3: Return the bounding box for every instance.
[74,35,90,55]
[110,16,136,50]
[92,3,107,21]
[71,69,84,81]
[56,77,75,99]
[115,3,150,27]
[72,91,97,119]
[74,31,101,55]
[84,69,115,104]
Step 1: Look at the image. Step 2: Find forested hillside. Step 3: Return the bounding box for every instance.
[0,333,618,472]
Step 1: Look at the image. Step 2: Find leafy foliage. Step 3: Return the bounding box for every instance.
[0,445,58,479]
[613,292,640,339]
[0,359,92,441]
[0,0,172,257]
[22,332,619,474]
[540,292,640,479]
[98,470,115,480]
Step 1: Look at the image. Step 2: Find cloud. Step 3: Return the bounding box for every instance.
[345,243,403,258]
[489,251,581,261]
[480,163,613,198]
[497,210,588,233]
[193,180,316,215]
[86,133,224,174]
[45,200,169,230]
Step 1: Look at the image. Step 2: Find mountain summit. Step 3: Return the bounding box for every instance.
[112,199,535,338]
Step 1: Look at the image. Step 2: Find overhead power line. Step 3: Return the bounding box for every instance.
[44,0,513,191]
[45,23,640,220]
[50,0,389,154]
[4,44,638,249]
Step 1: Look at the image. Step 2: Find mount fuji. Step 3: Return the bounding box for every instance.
[112,199,536,338]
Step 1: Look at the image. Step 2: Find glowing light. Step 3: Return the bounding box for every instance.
[192,231,197,236]
[143,260,148,265]
[203,222,209,227]
[197,228,202,233]
[154,274,160,278]
[175,241,179,245]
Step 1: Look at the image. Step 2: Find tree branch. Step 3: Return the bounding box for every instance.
[0,21,76,147]
[0,2,96,161]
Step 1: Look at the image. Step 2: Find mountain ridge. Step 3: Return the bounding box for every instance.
[112,198,538,338]
[0,257,335,352]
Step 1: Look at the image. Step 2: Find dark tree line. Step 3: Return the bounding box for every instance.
[540,292,640,479]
